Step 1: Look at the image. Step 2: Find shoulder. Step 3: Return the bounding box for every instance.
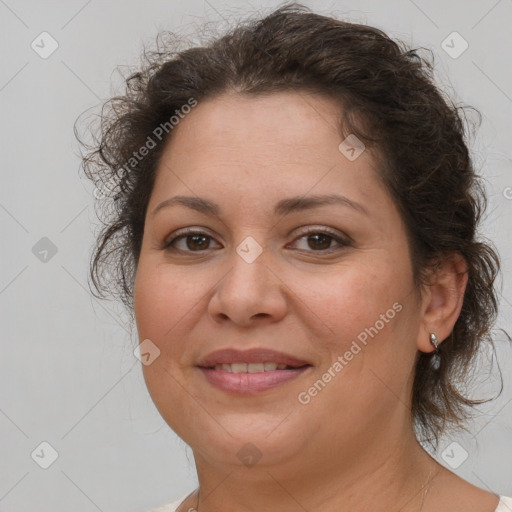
[149,489,197,512]
[430,465,505,511]
[148,492,512,511]
[495,496,512,512]
[148,497,186,512]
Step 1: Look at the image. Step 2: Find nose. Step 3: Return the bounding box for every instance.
[207,247,288,327]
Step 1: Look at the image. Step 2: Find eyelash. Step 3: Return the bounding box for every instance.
[162,226,350,254]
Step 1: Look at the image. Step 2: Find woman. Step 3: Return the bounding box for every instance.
[79,3,511,511]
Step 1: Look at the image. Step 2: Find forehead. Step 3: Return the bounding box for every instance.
[151,91,387,214]
[163,91,345,162]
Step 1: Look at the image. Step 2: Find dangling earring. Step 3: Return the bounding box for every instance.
[430,333,440,355]
[430,333,441,369]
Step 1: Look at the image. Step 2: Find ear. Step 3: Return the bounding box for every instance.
[417,252,468,353]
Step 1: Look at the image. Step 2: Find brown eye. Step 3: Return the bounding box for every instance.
[306,233,333,250]
[185,234,210,251]
[290,228,348,253]
[164,230,222,252]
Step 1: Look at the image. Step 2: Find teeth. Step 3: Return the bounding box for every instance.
[248,362,264,373]
[231,363,247,374]
[212,362,292,373]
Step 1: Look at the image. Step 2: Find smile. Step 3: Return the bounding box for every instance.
[196,348,313,394]
[210,362,300,373]
[199,366,311,394]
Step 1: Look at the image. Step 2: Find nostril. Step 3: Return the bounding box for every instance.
[252,313,270,319]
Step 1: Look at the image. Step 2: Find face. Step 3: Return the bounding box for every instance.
[134,91,424,472]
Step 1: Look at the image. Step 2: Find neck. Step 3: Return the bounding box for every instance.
[189,427,438,512]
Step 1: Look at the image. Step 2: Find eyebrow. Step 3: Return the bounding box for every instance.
[151,193,369,218]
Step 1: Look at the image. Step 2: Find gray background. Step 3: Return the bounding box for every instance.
[0,1,511,510]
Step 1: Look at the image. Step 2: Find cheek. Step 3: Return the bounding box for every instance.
[291,254,418,406]
[295,260,406,343]
[292,263,417,430]
[133,262,199,433]
[133,264,169,340]
[134,260,205,341]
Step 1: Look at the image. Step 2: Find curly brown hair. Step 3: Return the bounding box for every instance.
[77,2,502,447]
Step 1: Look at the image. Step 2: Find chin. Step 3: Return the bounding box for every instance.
[171,410,307,468]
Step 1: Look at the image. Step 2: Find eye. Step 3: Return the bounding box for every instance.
[162,226,350,254]
[163,229,222,252]
[288,227,350,252]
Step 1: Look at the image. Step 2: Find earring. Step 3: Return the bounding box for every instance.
[430,333,440,355]
[429,333,441,369]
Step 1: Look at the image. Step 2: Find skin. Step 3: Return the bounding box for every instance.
[133,91,499,511]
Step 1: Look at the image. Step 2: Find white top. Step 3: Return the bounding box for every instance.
[150,495,512,512]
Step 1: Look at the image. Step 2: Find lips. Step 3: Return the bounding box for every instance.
[212,362,292,373]
[196,348,311,369]
[196,348,312,394]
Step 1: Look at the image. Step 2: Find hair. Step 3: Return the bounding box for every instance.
[77,2,502,447]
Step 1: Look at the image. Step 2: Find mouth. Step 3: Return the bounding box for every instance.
[196,348,313,394]
[205,362,309,373]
